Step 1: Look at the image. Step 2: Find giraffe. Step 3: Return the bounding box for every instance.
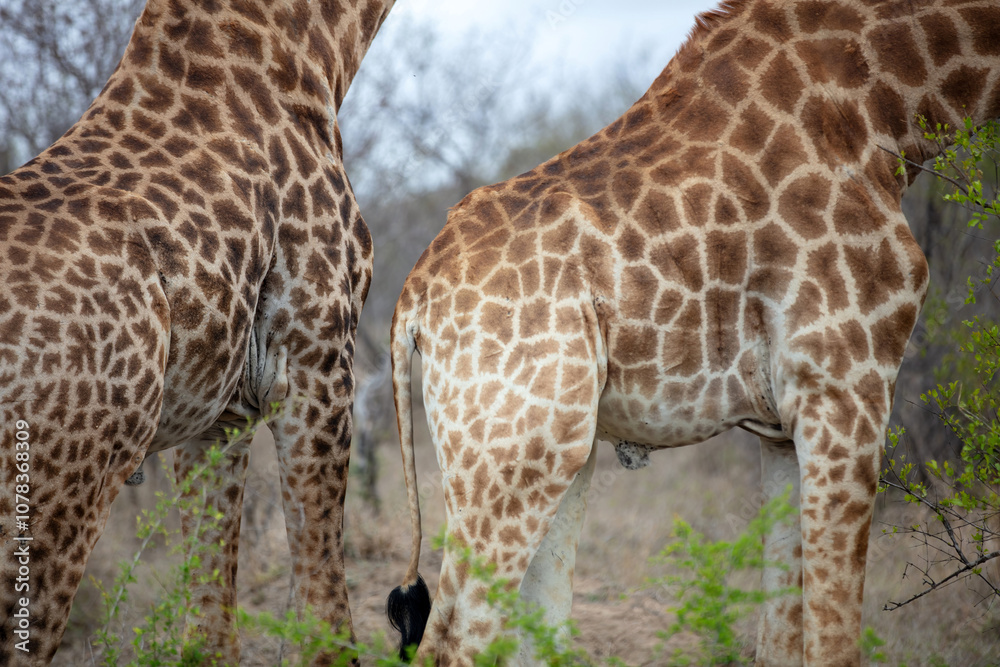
[0,0,395,663]
[386,1,1000,664]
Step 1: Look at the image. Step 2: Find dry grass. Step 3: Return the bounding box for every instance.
[55,411,999,666]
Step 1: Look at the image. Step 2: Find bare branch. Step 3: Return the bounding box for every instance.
[884,550,1000,610]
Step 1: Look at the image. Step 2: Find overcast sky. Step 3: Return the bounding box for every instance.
[383,0,720,87]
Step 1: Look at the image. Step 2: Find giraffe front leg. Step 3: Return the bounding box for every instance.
[517,441,598,666]
[756,439,803,667]
[173,436,252,666]
[791,392,885,667]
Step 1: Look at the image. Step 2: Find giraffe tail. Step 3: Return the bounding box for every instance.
[386,310,431,660]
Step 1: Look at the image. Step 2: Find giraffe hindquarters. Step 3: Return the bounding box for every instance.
[412,290,605,665]
[414,438,598,667]
[756,439,804,667]
[173,436,253,666]
[518,442,598,665]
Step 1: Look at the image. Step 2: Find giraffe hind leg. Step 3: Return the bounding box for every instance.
[517,441,598,665]
[173,435,252,666]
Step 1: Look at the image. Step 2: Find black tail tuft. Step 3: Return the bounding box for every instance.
[386,574,431,661]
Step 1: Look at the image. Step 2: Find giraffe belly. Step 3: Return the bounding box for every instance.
[595,330,779,449]
[595,383,736,449]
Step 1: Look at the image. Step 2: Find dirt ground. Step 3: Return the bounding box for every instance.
[56,421,1000,666]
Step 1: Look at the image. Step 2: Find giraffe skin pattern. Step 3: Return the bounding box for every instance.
[0,0,396,664]
[389,1,1000,665]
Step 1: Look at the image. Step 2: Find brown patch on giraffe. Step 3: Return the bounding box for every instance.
[706,27,739,53]
[853,449,878,492]
[841,500,870,527]
[722,154,769,221]
[786,281,823,332]
[870,22,928,87]
[731,35,772,69]
[842,239,905,315]
[854,370,889,420]
[480,303,514,345]
[801,96,867,169]
[751,1,793,41]
[518,259,541,296]
[919,12,961,67]
[543,220,580,256]
[865,80,909,140]
[828,465,846,484]
[713,194,740,226]
[650,234,703,292]
[827,387,859,436]
[482,267,521,300]
[620,266,658,319]
[960,6,1000,56]
[821,488,851,522]
[634,191,681,235]
[870,304,918,366]
[759,50,804,114]
[748,267,793,299]
[616,226,647,261]
[820,327,852,379]
[654,290,685,326]
[832,179,887,235]
[865,150,906,206]
[779,173,831,240]
[660,302,704,377]
[580,236,614,294]
[612,170,643,212]
[754,223,799,268]
[704,56,749,106]
[613,325,658,366]
[561,364,595,405]
[705,288,741,372]
[682,184,714,228]
[539,191,573,225]
[794,1,864,33]
[940,65,990,114]
[805,243,849,312]
[795,38,870,89]
[894,226,929,292]
[726,375,749,412]
[706,229,748,285]
[760,124,809,187]
[673,95,730,142]
[655,147,715,185]
[729,103,775,155]
[519,298,552,338]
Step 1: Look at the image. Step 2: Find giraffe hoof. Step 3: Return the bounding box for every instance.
[615,441,653,470]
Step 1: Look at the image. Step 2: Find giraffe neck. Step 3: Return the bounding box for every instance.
[598,0,1000,197]
[99,0,395,155]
